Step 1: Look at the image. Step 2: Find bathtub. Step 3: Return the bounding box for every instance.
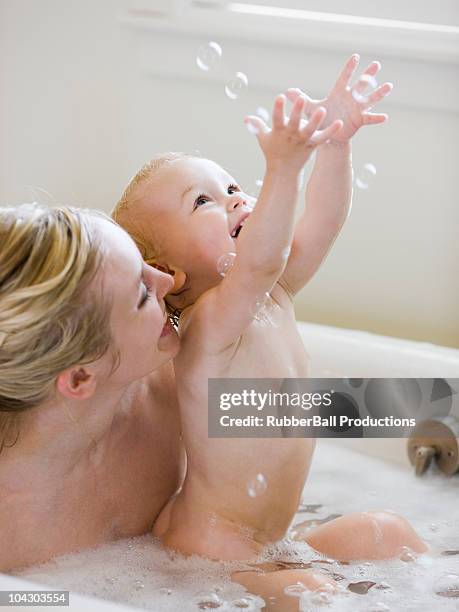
[1,320,458,612]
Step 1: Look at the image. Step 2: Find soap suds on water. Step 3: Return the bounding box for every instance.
[15,442,459,611]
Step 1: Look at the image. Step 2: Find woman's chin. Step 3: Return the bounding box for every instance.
[158,321,180,354]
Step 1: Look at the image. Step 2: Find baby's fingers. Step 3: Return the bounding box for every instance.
[287,95,306,133]
[311,119,343,145]
[366,82,393,107]
[362,112,388,126]
[299,106,327,140]
[272,94,286,130]
[244,115,269,136]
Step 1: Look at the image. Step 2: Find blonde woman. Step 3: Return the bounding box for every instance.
[0,203,183,571]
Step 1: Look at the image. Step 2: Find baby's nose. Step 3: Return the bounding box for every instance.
[226,195,245,212]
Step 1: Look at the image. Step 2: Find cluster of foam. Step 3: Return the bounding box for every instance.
[15,442,458,611]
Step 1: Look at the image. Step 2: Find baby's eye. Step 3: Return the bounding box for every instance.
[193,194,209,210]
[228,184,240,195]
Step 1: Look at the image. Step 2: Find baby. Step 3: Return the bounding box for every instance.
[113,55,426,603]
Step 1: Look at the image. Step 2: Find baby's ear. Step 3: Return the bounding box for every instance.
[168,267,186,294]
[146,258,186,295]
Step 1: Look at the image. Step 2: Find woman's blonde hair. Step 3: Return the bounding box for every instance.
[0,203,117,454]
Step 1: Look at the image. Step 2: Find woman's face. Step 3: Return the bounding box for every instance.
[99,220,180,385]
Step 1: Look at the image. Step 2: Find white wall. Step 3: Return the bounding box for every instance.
[1,0,458,348]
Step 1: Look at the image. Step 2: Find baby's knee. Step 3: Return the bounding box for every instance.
[304,510,427,561]
[363,510,428,558]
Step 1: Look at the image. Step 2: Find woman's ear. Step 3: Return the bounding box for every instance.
[56,366,98,401]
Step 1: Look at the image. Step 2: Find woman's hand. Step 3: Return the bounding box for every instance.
[285,54,393,144]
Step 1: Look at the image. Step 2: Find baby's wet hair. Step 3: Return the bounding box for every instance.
[112,152,199,326]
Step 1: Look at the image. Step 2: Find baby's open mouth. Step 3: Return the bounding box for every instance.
[230,213,250,238]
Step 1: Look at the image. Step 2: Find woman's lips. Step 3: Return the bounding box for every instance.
[160,317,173,337]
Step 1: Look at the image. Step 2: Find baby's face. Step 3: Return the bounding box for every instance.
[138,158,254,309]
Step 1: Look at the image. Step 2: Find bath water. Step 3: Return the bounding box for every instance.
[15,442,459,611]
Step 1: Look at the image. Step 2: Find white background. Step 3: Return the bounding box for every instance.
[0,0,458,347]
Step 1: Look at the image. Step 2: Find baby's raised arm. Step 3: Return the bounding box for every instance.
[279,55,393,297]
[195,94,342,349]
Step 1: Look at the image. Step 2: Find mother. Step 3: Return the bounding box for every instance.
[0,203,184,572]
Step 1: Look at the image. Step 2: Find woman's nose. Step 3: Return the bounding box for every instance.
[155,269,175,299]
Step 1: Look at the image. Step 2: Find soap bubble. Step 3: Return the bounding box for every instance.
[355,162,376,190]
[252,178,263,199]
[399,546,417,562]
[250,293,269,318]
[246,107,270,134]
[159,587,173,595]
[246,120,260,135]
[225,72,248,100]
[433,573,459,598]
[352,73,378,104]
[281,246,291,260]
[133,580,144,590]
[247,473,267,498]
[429,523,439,532]
[217,252,236,276]
[284,582,307,597]
[196,41,222,72]
[311,590,333,605]
[231,595,264,609]
[256,106,270,122]
[249,293,283,327]
[250,293,282,327]
[193,592,225,609]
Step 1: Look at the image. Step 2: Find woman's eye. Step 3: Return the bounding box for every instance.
[140,282,152,307]
[228,184,240,195]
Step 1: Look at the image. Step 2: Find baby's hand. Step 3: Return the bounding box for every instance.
[285,54,393,144]
[245,94,342,171]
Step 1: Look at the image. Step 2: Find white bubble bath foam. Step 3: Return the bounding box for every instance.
[11,440,459,612]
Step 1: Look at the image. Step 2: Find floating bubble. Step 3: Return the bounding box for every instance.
[159,587,173,595]
[429,523,439,532]
[434,573,459,598]
[245,119,260,135]
[193,592,225,609]
[247,473,267,498]
[250,293,268,318]
[217,252,236,277]
[133,580,144,590]
[355,162,376,190]
[231,595,264,610]
[250,292,282,327]
[225,72,248,100]
[246,106,270,134]
[399,546,417,562]
[352,74,378,104]
[284,582,307,598]
[256,106,269,122]
[281,246,291,260]
[196,41,222,72]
